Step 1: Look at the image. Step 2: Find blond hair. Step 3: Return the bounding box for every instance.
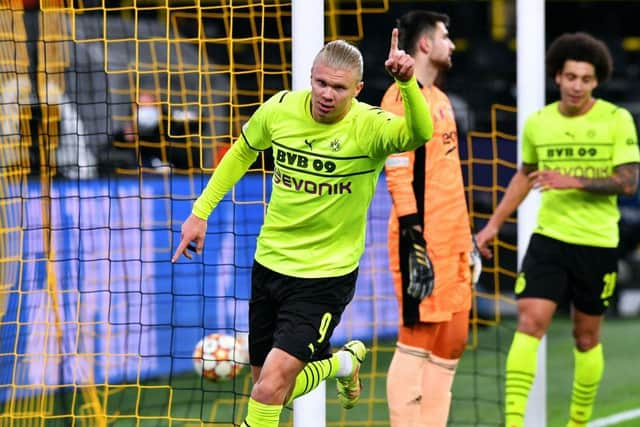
[313,40,363,82]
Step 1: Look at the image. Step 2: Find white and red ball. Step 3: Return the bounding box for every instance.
[193,333,249,382]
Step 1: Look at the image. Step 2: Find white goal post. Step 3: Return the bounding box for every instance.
[516,0,546,425]
[291,1,327,427]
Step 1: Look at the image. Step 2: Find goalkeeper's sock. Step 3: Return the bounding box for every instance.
[505,331,540,427]
[285,355,339,405]
[567,343,604,427]
[242,397,282,427]
[386,344,428,427]
[420,354,458,427]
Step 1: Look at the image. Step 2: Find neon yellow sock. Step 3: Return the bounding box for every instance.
[505,331,540,427]
[243,397,282,427]
[285,355,339,405]
[567,343,604,427]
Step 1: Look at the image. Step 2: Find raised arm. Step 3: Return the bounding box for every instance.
[385,28,433,149]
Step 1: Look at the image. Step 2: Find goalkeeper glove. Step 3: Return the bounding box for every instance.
[470,234,482,286]
[401,226,435,300]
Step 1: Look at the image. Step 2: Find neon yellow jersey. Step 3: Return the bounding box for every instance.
[522,99,640,247]
[239,87,430,277]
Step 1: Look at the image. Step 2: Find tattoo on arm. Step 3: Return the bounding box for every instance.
[578,163,639,195]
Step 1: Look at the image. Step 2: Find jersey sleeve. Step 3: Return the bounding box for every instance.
[381,85,419,218]
[611,107,640,166]
[362,77,433,159]
[521,113,539,165]
[191,131,261,220]
[385,152,418,218]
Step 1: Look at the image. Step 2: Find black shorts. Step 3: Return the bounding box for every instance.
[516,233,618,315]
[249,260,358,366]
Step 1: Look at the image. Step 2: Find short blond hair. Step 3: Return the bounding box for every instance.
[313,40,363,82]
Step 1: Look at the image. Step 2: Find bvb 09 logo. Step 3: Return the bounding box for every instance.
[275,148,337,173]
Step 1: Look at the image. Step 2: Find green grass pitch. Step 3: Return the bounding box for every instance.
[32,316,640,426]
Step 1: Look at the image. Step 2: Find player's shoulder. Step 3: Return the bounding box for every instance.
[349,96,388,117]
[431,84,448,98]
[593,99,634,121]
[594,98,620,112]
[538,102,559,116]
[524,103,557,126]
[430,85,455,110]
[346,98,396,135]
[257,90,311,123]
[264,89,307,107]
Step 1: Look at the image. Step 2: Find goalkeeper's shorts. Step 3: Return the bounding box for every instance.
[517,233,617,315]
[248,260,357,366]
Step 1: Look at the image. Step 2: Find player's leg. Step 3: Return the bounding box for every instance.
[252,349,307,404]
[284,338,367,407]
[385,260,434,427]
[287,348,343,405]
[505,298,556,427]
[505,234,566,427]
[421,310,469,427]
[386,222,424,426]
[566,243,616,427]
[415,251,471,427]
[275,268,366,410]
[243,262,360,424]
[567,310,603,427]
[504,307,548,427]
[243,348,306,426]
[241,261,290,426]
[387,333,431,426]
[387,248,471,426]
[265,266,359,407]
[242,261,287,426]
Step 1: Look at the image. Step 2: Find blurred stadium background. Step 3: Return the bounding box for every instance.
[0,1,639,426]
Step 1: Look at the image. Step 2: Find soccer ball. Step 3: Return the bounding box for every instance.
[193,333,249,382]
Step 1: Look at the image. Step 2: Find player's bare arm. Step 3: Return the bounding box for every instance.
[476,163,537,258]
[171,214,207,262]
[385,28,415,82]
[578,163,639,195]
[531,163,639,195]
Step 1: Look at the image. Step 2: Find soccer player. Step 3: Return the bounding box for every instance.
[382,11,480,427]
[475,32,640,427]
[172,30,435,427]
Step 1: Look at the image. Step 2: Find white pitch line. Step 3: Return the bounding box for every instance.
[588,408,640,427]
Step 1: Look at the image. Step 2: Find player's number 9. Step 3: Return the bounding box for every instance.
[317,312,332,343]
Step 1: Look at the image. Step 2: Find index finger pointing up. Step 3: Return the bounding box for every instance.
[389,28,398,53]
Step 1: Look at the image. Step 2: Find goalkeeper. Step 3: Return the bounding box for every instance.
[172,31,434,427]
[382,11,480,427]
[476,32,640,427]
